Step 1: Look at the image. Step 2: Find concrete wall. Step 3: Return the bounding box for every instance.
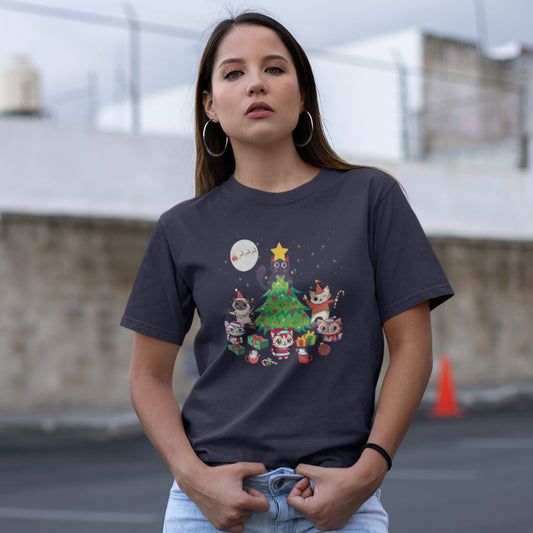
[422,34,524,159]
[0,213,195,410]
[0,116,195,218]
[430,237,533,384]
[1,212,531,411]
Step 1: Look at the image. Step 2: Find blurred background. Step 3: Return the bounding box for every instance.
[0,1,532,531]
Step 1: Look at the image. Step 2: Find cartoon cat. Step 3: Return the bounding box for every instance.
[256,254,293,290]
[304,284,335,323]
[270,328,294,360]
[225,321,245,345]
[230,290,254,325]
[316,317,343,342]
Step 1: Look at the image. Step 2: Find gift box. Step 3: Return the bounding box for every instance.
[247,334,268,349]
[228,343,245,356]
[295,336,307,347]
[303,330,317,346]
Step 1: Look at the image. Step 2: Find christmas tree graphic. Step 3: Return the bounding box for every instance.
[254,275,312,334]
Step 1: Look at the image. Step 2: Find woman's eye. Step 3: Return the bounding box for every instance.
[224,70,242,80]
[266,66,284,74]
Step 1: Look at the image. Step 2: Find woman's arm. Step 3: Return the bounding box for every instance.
[287,300,433,530]
[365,299,433,463]
[129,332,197,480]
[129,332,269,532]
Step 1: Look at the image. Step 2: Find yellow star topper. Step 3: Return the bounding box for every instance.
[271,242,289,261]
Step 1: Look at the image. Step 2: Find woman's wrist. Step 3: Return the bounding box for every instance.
[352,448,389,484]
[172,454,211,489]
[361,443,392,471]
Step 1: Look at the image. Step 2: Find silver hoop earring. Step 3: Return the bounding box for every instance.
[294,110,314,148]
[202,119,228,157]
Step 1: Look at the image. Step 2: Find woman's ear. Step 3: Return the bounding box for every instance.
[203,90,218,122]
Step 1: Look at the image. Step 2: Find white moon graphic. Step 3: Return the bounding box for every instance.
[230,239,259,272]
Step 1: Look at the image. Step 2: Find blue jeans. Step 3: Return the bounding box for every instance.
[163,467,389,532]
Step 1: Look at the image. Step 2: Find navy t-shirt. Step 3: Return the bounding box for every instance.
[121,167,453,469]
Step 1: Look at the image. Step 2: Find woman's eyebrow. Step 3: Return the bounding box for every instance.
[263,54,289,64]
[217,54,289,69]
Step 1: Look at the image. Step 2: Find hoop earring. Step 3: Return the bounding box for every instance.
[294,110,314,148]
[202,119,228,157]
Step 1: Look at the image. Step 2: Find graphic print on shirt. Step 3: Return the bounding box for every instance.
[269,327,294,360]
[304,283,334,323]
[230,239,259,272]
[255,242,293,290]
[226,239,345,367]
[316,317,343,342]
[254,275,312,335]
[224,321,245,356]
[229,290,254,325]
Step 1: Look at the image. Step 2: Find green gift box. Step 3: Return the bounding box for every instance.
[228,343,245,355]
[303,331,317,346]
[247,334,268,349]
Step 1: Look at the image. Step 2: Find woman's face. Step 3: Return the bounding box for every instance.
[203,24,304,150]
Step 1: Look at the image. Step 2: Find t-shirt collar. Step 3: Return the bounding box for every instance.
[221,167,329,205]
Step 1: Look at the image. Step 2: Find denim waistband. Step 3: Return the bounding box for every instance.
[242,467,305,496]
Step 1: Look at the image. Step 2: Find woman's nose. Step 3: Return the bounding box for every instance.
[248,85,265,95]
[249,86,264,94]
[247,76,266,95]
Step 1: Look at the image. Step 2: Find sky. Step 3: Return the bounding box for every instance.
[0,0,532,125]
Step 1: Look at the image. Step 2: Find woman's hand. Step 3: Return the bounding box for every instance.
[286,452,387,531]
[179,461,270,532]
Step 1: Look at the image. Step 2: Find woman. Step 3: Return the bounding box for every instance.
[121,12,453,533]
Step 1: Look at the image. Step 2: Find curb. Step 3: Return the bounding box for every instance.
[0,408,142,438]
[1,383,532,438]
[421,381,533,411]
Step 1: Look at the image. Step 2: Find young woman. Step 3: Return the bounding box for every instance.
[121,12,453,533]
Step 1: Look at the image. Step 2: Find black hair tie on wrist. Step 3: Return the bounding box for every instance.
[362,443,392,471]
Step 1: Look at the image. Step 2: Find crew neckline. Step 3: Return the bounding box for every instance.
[222,167,330,205]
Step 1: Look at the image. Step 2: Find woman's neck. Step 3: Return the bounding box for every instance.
[232,141,319,193]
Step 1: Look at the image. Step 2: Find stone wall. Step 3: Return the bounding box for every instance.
[0,213,531,411]
[430,237,533,384]
[0,213,196,410]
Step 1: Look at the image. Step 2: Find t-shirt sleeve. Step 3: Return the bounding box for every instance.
[120,219,195,345]
[371,181,453,324]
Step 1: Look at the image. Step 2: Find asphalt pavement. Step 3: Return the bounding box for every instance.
[1,393,532,532]
[383,402,533,532]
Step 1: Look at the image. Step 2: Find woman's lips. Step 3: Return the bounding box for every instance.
[246,102,274,118]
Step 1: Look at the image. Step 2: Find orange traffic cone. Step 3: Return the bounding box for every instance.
[428,354,465,418]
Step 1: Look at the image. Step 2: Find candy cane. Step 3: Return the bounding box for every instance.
[333,290,345,308]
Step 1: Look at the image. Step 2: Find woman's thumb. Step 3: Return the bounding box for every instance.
[237,462,268,478]
[294,463,320,480]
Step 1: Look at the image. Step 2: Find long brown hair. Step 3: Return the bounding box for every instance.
[194,12,364,197]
